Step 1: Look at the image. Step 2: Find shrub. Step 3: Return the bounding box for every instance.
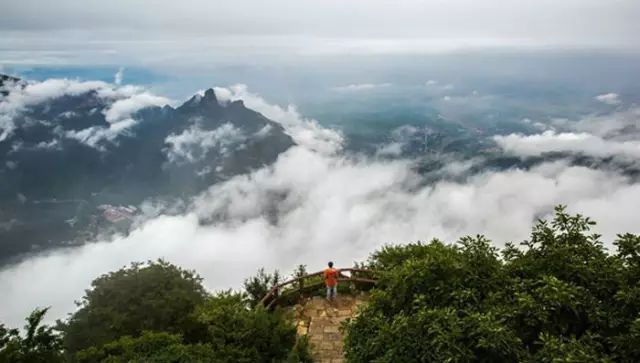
[344,206,640,362]
[58,259,207,354]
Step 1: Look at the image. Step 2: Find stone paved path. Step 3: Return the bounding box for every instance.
[292,294,368,363]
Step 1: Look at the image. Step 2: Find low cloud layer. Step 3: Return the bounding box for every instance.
[2,85,640,328]
[495,104,640,163]
[165,123,245,163]
[214,84,343,155]
[0,78,171,146]
[494,130,640,160]
[332,83,392,92]
[595,92,621,105]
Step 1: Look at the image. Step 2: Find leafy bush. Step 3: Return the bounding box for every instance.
[243,268,281,308]
[58,260,208,354]
[287,335,314,363]
[3,261,309,362]
[0,308,64,363]
[194,291,297,362]
[74,331,216,363]
[344,206,640,362]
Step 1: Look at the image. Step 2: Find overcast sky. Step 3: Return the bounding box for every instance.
[2,0,639,62]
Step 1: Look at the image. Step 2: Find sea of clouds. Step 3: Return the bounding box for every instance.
[1,79,639,326]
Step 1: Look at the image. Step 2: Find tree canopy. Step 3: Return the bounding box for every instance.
[0,308,64,363]
[53,260,302,362]
[344,206,640,362]
[59,259,208,354]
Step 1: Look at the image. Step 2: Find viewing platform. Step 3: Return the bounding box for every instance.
[259,268,378,362]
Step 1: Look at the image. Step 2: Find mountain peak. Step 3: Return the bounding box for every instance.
[203,88,217,102]
[178,88,221,112]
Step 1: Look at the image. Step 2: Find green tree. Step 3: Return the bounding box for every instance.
[243,268,281,308]
[75,331,216,363]
[59,259,208,355]
[193,291,297,363]
[0,308,64,363]
[286,335,313,363]
[344,206,640,362]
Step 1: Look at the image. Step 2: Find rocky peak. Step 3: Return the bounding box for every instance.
[177,88,221,113]
[203,88,218,103]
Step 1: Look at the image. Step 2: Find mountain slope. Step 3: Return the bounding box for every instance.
[0,75,295,261]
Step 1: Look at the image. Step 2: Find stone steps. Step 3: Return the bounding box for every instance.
[292,294,368,363]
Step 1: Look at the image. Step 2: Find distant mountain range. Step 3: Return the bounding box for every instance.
[0,75,294,262]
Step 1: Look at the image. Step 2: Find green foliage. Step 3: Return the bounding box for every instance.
[243,268,281,308]
[55,262,305,362]
[194,291,297,362]
[75,331,216,363]
[344,206,640,362]
[2,263,309,362]
[287,335,313,363]
[0,308,64,363]
[58,259,208,354]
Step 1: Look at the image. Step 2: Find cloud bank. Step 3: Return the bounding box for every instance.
[165,123,246,163]
[595,93,621,105]
[332,83,392,92]
[495,104,640,162]
[0,78,171,146]
[494,130,640,160]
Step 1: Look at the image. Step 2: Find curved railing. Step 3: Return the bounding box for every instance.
[258,268,378,309]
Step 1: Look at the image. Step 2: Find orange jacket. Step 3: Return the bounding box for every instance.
[324,267,338,287]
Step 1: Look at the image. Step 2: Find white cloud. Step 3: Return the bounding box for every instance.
[375,125,422,157]
[439,159,477,177]
[551,107,640,139]
[376,142,404,157]
[214,84,343,155]
[0,78,172,147]
[253,124,273,139]
[0,79,108,141]
[97,84,145,100]
[2,87,640,329]
[35,139,59,149]
[103,93,170,123]
[0,79,107,115]
[332,83,391,92]
[2,148,640,327]
[494,130,640,160]
[165,123,245,163]
[114,67,124,85]
[0,116,14,142]
[595,92,621,105]
[497,108,640,161]
[65,119,138,148]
